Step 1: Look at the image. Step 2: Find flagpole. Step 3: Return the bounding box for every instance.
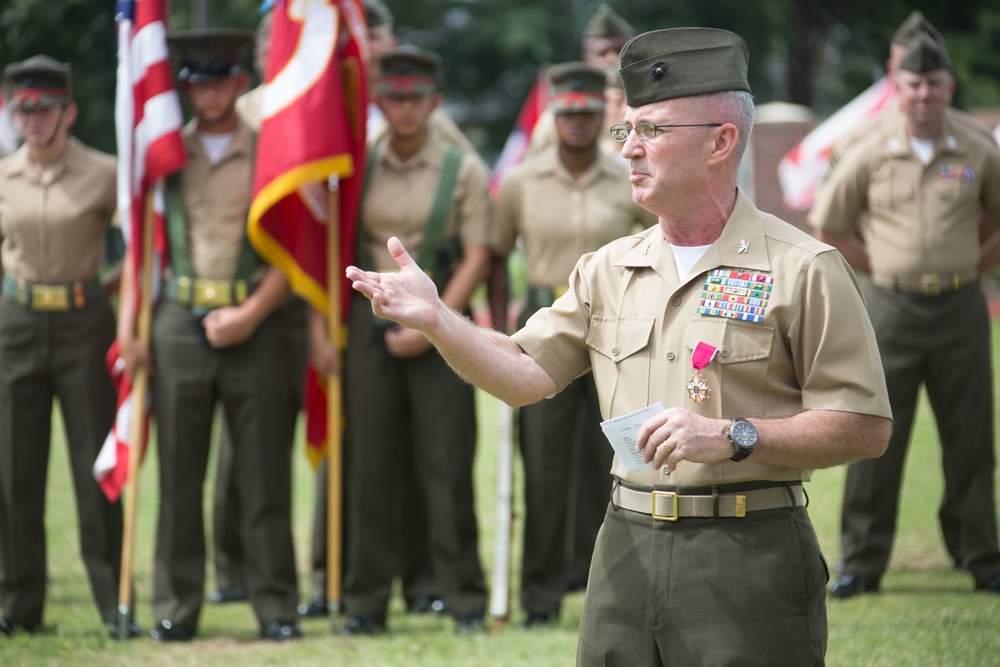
[326,177,344,626]
[117,193,155,640]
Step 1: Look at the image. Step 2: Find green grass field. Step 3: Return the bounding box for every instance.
[3,328,1000,667]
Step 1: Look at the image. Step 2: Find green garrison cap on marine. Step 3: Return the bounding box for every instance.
[169,29,255,83]
[3,55,72,111]
[898,31,953,74]
[365,0,393,28]
[377,44,440,95]
[548,62,607,113]
[583,3,635,40]
[618,28,750,108]
[891,10,944,46]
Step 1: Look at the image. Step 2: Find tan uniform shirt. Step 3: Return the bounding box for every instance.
[810,111,1000,280]
[0,138,116,282]
[493,146,654,287]
[512,191,891,488]
[830,106,996,170]
[176,119,255,280]
[362,132,492,272]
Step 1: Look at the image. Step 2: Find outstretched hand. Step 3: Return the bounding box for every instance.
[346,237,442,332]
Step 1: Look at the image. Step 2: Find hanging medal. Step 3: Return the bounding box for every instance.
[687,341,719,404]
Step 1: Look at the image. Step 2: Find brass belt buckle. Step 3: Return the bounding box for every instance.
[652,491,679,521]
[31,284,69,311]
[195,280,233,307]
[734,495,747,518]
[920,273,942,296]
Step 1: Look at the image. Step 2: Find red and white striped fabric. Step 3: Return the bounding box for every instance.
[489,75,550,196]
[0,87,19,156]
[777,77,897,211]
[93,0,186,502]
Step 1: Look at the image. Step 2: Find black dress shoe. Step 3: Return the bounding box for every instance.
[974,572,1000,593]
[149,620,195,642]
[454,614,485,635]
[261,619,303,642]
[208,586,248,604]
[339,615,385,636]
[1,618,39,637]
[829,573,880,599]
[519,612,554,630]
[408,596,446,614]
[297,598,329,618]
[105,617,143,640]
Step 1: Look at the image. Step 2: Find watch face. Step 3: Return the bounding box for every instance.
[731,420,758,448]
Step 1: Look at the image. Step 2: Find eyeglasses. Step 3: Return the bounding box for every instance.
[609,121,722,143]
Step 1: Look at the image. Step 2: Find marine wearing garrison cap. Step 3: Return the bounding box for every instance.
[377,45,440,96]
[3,55,71,110]
[617,27,750,107]
[169,28,254,82]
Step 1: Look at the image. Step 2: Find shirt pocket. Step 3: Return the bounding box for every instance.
[586,316,655,414]
[684,318,775,415]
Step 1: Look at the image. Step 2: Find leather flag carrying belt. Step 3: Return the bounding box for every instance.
[612,481,805,521]
[2,274,104,311]
[870,270,979,296]
[164,276,251,308]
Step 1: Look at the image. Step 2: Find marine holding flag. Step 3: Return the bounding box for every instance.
[0,56,128,639]
[117,29,302,642]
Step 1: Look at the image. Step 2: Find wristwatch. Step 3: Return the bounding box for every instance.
[726,418,758,462]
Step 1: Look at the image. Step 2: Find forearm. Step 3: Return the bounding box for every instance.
[424,299,556,407]
[750,410,890,469]
[239,268,289,330]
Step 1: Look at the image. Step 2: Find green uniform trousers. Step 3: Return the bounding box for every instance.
[343,295,486,620]
[151,301,298,631]
[519,372,610,616]
[840,282,1000,583]
[0,295,121,627]
[578,500,828,666]
[210,295,308,592]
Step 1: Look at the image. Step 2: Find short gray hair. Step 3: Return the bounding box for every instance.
[689,90,755,160]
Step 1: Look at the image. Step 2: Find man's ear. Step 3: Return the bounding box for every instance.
[62,102,79,129]
[706,123,738,167]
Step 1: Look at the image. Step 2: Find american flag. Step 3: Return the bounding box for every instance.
[93,0,186,501]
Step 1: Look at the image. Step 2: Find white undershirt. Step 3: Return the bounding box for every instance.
[670,243,711,281]
[909,136,935,165]
[199,131,234,164]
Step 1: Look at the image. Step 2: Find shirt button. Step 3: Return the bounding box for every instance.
[666,352,675,361]
[672,297,681,307]
[720,348,729,358]
[612,345,621,357]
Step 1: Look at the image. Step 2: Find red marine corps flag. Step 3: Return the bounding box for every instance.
[248,0,367,466]
[247,0,367,609]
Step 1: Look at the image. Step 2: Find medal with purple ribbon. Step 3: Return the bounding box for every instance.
[687,341,718,404]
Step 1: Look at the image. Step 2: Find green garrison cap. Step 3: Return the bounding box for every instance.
[365,0,393,28]
[898,32,952,74]
[3,55,72,110]
[618,28,750,108]
[891,10,944,46]
[583,4,635,40]
[377,44,440,95]
[169,29,254,83]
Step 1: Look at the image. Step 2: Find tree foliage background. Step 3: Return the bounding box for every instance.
[2,0,1000,160]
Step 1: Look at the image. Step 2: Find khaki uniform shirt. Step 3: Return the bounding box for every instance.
[512,191,891,488]
[830,106,996,170]
[810,111,1000,280]
[493,146,654,287]
[0,138,116,282]
[362,132,492,272]
[176,119,255,280]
